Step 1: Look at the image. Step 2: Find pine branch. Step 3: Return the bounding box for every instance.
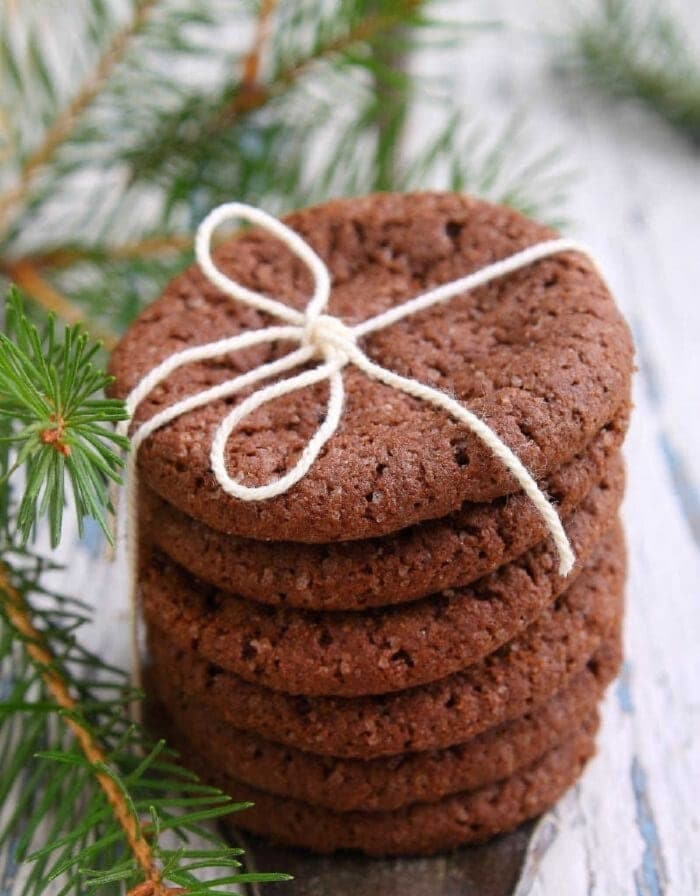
[0,0,158,237]
[123,0,428,188]
[366,1,411,192]
[0,566,164,892]
[566,0,700,145]
[0,288,127,546]
[1,2,569,336]
[0,295,290,893]
[241,0,278,92]
[234,0,424,120]
[0,547,291,895]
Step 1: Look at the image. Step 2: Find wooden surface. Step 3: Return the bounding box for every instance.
[450,4,700,894]
[5,1,700,893]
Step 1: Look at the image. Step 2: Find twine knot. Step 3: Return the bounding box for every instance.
[304,313,357,363]
[119,201,603,589]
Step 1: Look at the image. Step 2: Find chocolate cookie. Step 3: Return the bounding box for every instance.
[142,457,624,696]
[140,406,628,610]
[176,725,599,856]
[110,192,634,542]
[147,523,625,758]
[149,646,617,812]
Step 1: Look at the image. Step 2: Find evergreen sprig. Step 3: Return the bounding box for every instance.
[0,1,567,341]
[567,0,700,145]
[0,289,128,547]
[0,543,291,895]
[0,290,290,893]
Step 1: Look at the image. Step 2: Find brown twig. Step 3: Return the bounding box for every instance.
[224,0,421,124]
[241,0,277,90]
[8,233,194,271]
[0,107,14,165]
[368,0,411,191]
[1,1,417,343]
[0,566,172,896]
[1,260,118,348]
[0,0,158,236]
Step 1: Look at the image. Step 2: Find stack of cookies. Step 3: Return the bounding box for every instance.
[109,193,634,856]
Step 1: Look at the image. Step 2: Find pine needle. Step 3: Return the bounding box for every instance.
[567,0,700,145]
[1,1,570,339]
[0,552,292,895]
[0,288,127,546]
[0,0,158,235]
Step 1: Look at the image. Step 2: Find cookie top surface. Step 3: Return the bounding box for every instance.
[111,192,634,542]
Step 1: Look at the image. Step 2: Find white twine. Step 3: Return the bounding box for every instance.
[118,201,600,690]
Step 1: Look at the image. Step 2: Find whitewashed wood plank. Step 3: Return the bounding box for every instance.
[428,1,700,893]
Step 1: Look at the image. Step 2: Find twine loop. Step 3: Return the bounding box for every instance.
[117,200,609,610]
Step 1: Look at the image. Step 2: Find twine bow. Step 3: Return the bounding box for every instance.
[118,201,599,688]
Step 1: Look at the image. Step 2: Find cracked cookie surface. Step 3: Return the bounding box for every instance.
[110,192,634,542]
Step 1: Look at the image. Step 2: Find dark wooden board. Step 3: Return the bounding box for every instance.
[236,824,534,896]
